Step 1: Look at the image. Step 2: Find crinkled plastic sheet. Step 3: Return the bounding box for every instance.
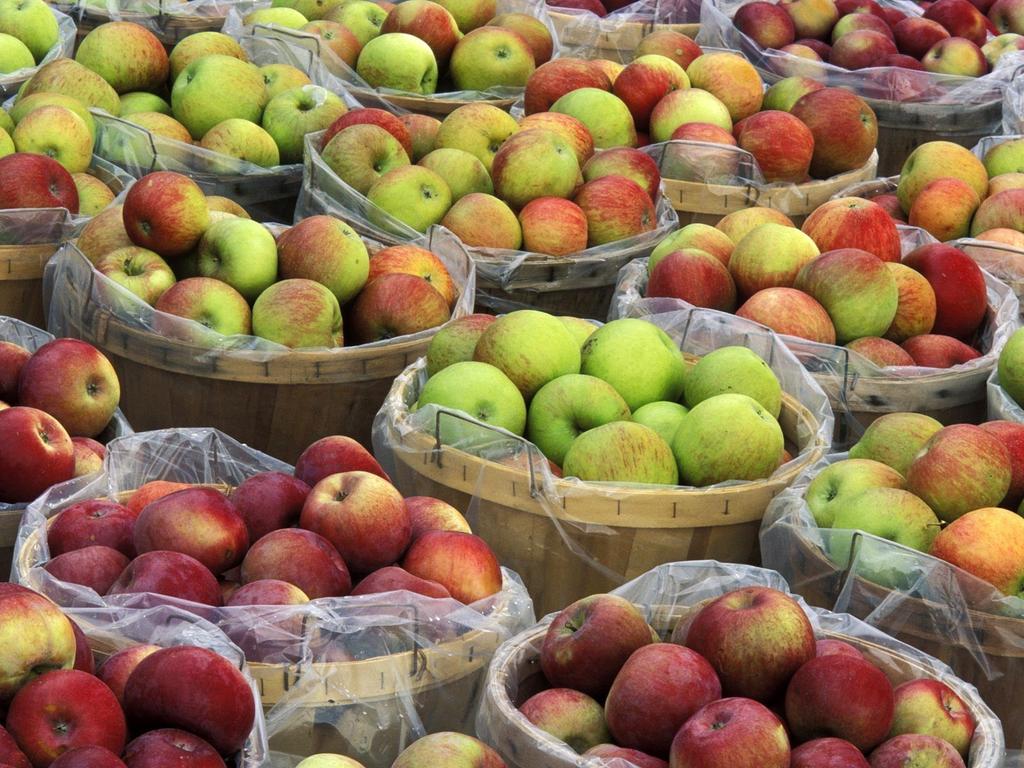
[14,427,535,768]
[222,0,557,111]
[988,368,1024,422]
[761,453,1024,751]
[552,0,700,40]
[1003,66,1024,134]
[475,560,1004,768]
[697,0,1024,105]
[610,228,1021,447]
[0,7,76,98]
[89,35,360,205]
[52,0,258,43]
[43,222,476,361]
[64,602,270,768]
[298,130,679,314]
[0,316,133,517]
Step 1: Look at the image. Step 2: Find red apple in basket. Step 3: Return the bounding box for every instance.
[733,110,814,184]
[50,745,127,768]
[404,496,471,539]
[980,420,1024,507]
[124,481,194,518]
[381,0,461,65]
[574,175,657,246]
[519,688,610,754]
[48,499,136,558]
[893,17,951,57]
[71,438,105,478]
[816,639,865,659]
[0,406,75,504]
[0,342,30,402]
[524,59,611,116]
[929,506,1024,597]
[401,531,501,604]
[226,579,310,606]
[5,670,127,765]
[18,339,121,439]
[736,288,837,345]
[0,724,30,768]
[670,697,791,768]
[0,585,77,702]
[635,30,703,68]
[889,679,975,756]
[832,12,893,39]
[366,244,458,307]
[801,198,900,263]
[0,153,79,213]
[348,274,452,345]
[322,108,414,158]
[846,337,916,366]
[924,0,988,44]
[123,646,255,755]
[230,472,310,542]
[584,745,666,768]
[518,112,595,167]
[870,734,967,768]
[351,566,452,599]
[583,148,662,203]
[390,732,506,768]
[122,172,211,259]
[44,546,131,595]
[790,89,878,179]
[902,244,988,341]
[647,249,737,311]
[830,30,898,69]
[517,197,590,257]
[612,55,690,130]
[884,263,936,343]
[792,738,870,768]
[295,436,390,486]
[735,2,797,48]
[106,550,222,606]
[540,594,654,699]
[123,729,224,768]
[96,644,160,708]
[901,334,980,367]
[240,528,352,599]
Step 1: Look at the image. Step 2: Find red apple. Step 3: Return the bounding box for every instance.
[801,198,900,263]
[366,244,457,308]
[5,670,127,766]
[70,438,105,478]
[44,546,131,595]
[646,248,737,311]
[924,0,988,44]
[240,528,352,598]
[0,406,75,504]
[122,171,210,258]
[96,645,160,708]
[106,550,222,605]
[790,89,878,179]
[670,697,791,768]
[929,506,1024,596]
[69,619,94,675]
[0,342,30,402]
[122,729,224,768]
[612,55,690,130]
[322,107,414,159]
[123,646,255,755]
[401,531,502,604]
[51,746,127,768]
[869,734,966,768]
[0,725,30,768]
[830,29,899,68]
[901,334,980,367]
[225,579,309,606]
[519,688,609,755]
[347,273,452,345]
[635,30,703,68]
[48,499,136,558]
[889,679,975,757]
[815,639,865,659]
[735,1,798,47]
[404,496,471,539]
[582,148,662,202]
[381,1,461,66]
[350,565,452,598]
[540,594,655,699]
[517,197,590,256]
[229,471,310,542]
[302,20,362,67]
[980,420,1024,507]
[902,243,988,341]
[791,738,870,768]
[518,112,596,167]
[294,435,390,487]
[524,59,611,115]
[871,193,907,222]
[893,17,951,57]
[574,175,657,246]
[733,110,815,183]
[125,481,194,517]
[736,287,837,344]
[0,153,79,213]
[847,337,916,366]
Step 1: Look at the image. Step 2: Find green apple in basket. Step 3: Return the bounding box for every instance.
[0,0,58,62]
[74,21,170,94]
[322,124,410,196]
[119,91,172,117]
[632,401,689,447]
[0,33,33,74]
[448,26,535,92]
[418,148,492,202]
[244,6,310,28]
[171,55,269,140]
[848,412,943,476]
[998,327,1024,409]
[366,165,452,233]
[804,458,906,528]
[434,103,518,172]
[199,119,281,168]
[563,421,679,485]
[356,33,439,95]
[326,0,387,45]
[19,58,121,115]
[11,105,93,174]
[168,32,249,82]
[262,85,348,165]
[196,219,278,303]
[684,346,783,419]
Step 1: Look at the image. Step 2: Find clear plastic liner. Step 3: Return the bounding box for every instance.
[988,368,1024,422]
[0,7,76,98]
[14,427,535,768]
[475,560,1004,768]
[52,0,260,43]
[550,0,701,36]
[1003,67,1024,134]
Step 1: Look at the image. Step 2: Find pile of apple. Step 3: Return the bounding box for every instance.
[0,337,121,504]
[0,584,257,767]
[0,0,59,76]
[417,309,794,486]
[804,412,1024,600]
[37,433,506,617]
[290,732,508,767]
[0,153,121,219]
[862,138,1024,244]
[245,0,554,96]
[513,587,978,768]
[319,102,663,249]
[74,170,459,347]
[640,196,994,370]
[732,0,1019,82]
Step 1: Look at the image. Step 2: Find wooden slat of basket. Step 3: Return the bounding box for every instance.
[348,88,516,117]
[0,243,56,327]
[549,10,699,59]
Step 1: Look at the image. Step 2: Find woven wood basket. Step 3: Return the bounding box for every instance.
[548,9,698,60]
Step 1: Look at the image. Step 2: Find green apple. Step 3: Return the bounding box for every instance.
[287,0,348,21]
[473,309,582,399]
[0,125,13,157]
[252,278,343,348]
[366,165,452,232]
[441,192,521,249]
[491,128,581,210]
[95,246,176,305]
[295,756,366,768]
[155,277,253,336]
[260,63,313,99]
[435,0,496,31]
[580,318,686,410]
[632,401,688,446]
[418,147,492,202]
[0,32,33,73]
[199,119,280,167]
[804,458,906,527]
[168,32,248,82]
[848,412,943,476]
[119,91,171,116]
[0,0,58,62]
[999,327,1024,409]
[685,346,783,418]
[984,137,1024,178]
[276,215,370,305]
[426,314,496,376]
[434,102,517,171]
[72,172,115,215]
[244,7,310,27]
[728,223,819,297]
[416,360,528,443]
[74,20,170,93]
[10,93,95,138]
[526,373,631,465]
[356,33,439,94]
[125,111,192,143]
[326,1,387,45]
[196,218,278,302]
[449,26,535,92]
[171,54,268,139]
[649,88,733,143]
[0,108,12,134]
[551,88,637,149]
[673,393,784,487]
[261,84,348,164]
[649,223,734,273]
[563,421,678,485]
[829,487,940,553]
[20,58,121,115]
[12,105,94,173]
[559,316,597,347]
[761,76,825,112]
[322,123,410,195]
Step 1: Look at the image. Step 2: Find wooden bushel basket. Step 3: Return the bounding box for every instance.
[72,1,232,46]
[548,10,699,60]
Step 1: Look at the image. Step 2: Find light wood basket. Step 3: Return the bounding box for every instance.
[548,10,699,60]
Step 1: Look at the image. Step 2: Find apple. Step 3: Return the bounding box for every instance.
[830,486,941,555]
[551,88,637,149]
[241,527,351,598]
[258,63,313,102]
[404,496,470,539]
[990,0,1024,32]
[125,482,195,517]
[574,175,656,246]
[670,697,790,768]
[449,26,535,92]
[19,57,121,116]
[106,550,222,605]
[322,124,410,196]
[43,545,128,594]
[70,437,105,478]
[562,421,678,484]
[5,669,126,765]
[123,171,210,258]
[736,288,836,344]
[778,0,840,38]
[491,128,586,214]
[635,29,702,68]
[0,0,57,61]
[154,278,252,337]
[804,458,906,527]
[441,193,521,249]
[584,745,666,768]
[832,11,893,39]
[0,586,76,702]
[0,152,78,212]
[244,6,309,26]
[801,198,900,263]
[76,205,133,262]
[400,113,441,161]
[433,0,495,31]
[96,645,160,707]
[523,58,611,115]
[11,105,93,174]
[252,279,343,348]
[49,745,127,767]
[761,76,825,112]
[611,54,690,130]
[685,345,782,417]
[686,52,764,124]
[356,33,438,94]
[979,420,1024,507]
[846,337,916,366]
[922,36,988,75]
[0,342,29,402]
[888,679,975,757]
[419,148,493,203]
[924,0,988,42]
[167,32,247,81]
[225,579,310,607]
[790,89,877,178]
[893,17,951,57]
[582,148,660,202]
[870,193,906,222]
[95,246,175,306]
[194,218,277,303]
[365,243,456,308]
[434,102,517,172]
[48,498,135,557]
[472,311,579,400]
[649,88,733,143]
[897,141,988,214]
[908,178,980,241]
[276,215,369,306]
[425,314,495,375]
[123,645,255,755]
[830,29,898,68]
[650,224,734,270]
[301,21,362,68]
[170,55,267,140]
[646,248,737,311]
[72,173,116,217]
[716,207,794,243]
[791,738,870,768]
[416,360,527,438]
[0,31,32,75]
[367,165,452,232]
[727,223,819,296]
[197,118,279,167]
[122,729,223,768]
[295,434,388,486]
[401,530,501,603]
[515,195,591,256]
[902,334,981,367]
[982,30,1024,63]
[884,262,937,343]
[75,21,168,94]
[350,565,451,598]
[848,412,943,476]
[487,13,552,64]
[903,244,987,341]
[347,272,451,343]
[930,506,1024,596]
[735,1,797,47]
[262,85,348,164]
[519,688,610,754]
[391,733,505,768]
[379,0,460,66]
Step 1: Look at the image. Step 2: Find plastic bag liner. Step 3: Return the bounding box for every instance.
[221,0,557,114]
[549,0,701,46]
[298,131,680,318]
[988,367,1024,422]
[0,7,75,98]
[372,307,834,616]
[761,454,1024,751]
[610,230,1021,448]
[90,34,361,208]
[64,602,270,768]
[1003,65,1024,134]
[14,427,535,768]
[52,0,258,44]
[476,560,1005,768]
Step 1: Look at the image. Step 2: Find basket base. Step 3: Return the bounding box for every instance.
[0,278,45,329]
[476,284,614,321]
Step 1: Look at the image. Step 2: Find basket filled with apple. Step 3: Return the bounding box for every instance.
[61,0,260,46]
[13,426,535,767]
[761,422,1024,749]
[611,192,1021,445]
[695,0,1024,175]
[223,0,556,118]
[372,305,833,616]
[43,169,475,461]
[476,560,1004,768]
[299,84,679,318]
[0,0,76,98]
[0,584,270,767]
[546,0,700,62]
[0,315,132,578]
